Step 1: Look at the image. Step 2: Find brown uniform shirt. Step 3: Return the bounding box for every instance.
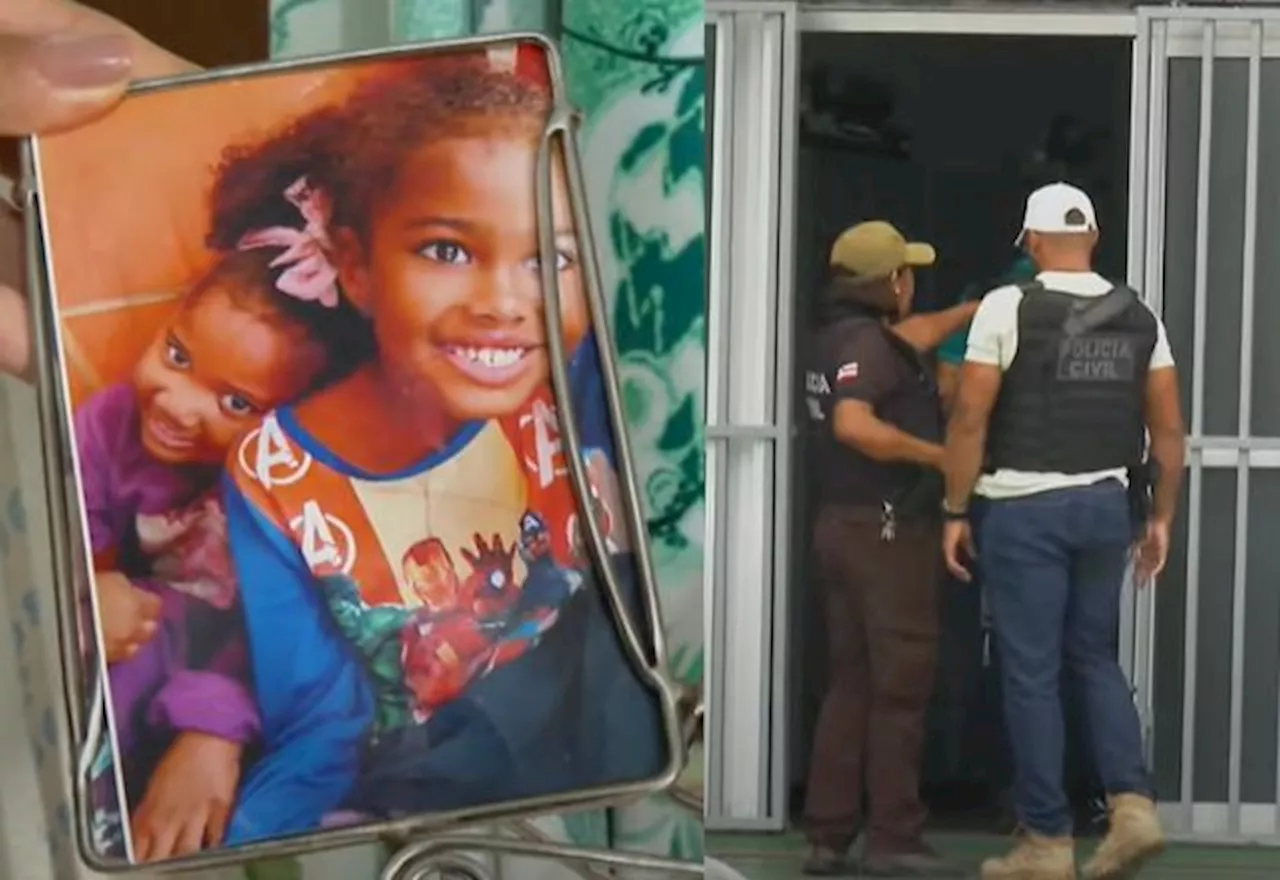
[803,307,943,510]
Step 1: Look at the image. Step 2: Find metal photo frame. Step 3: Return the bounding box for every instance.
[20,32,699,878]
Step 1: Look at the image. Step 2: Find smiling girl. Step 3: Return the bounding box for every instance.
[79,226,370,860]
[210,45,667,843]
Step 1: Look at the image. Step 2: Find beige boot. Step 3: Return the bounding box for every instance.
[1082,793,1164,879]
[980,832,1075,880]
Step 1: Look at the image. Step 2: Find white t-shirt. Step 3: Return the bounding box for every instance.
[964,271,1176,500]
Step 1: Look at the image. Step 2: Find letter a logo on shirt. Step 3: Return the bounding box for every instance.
[836,362,859,385]
[290,500,356,575]
[519,398,568,489]
[240,414,312,488]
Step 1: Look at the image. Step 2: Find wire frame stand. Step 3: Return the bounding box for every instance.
[375,688,733,880]
[383,844,751,880]
[381,838,751,880]
[381,834,702,880]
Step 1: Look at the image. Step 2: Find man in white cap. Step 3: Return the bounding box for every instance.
[938,183,1185,879]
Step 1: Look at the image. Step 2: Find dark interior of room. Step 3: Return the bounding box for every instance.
[787,31,1134,832]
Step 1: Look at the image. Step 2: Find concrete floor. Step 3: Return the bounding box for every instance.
[709,830,1280,878]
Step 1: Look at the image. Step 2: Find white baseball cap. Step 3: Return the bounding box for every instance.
[1015,182,1098,244]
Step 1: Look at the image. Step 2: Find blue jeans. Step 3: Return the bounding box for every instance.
[975,480,1151,836]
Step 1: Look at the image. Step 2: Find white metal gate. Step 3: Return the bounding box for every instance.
[703,0,799,832]
[1132,4,1280,843]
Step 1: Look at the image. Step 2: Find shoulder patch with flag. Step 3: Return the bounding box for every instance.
[836,361,859,384]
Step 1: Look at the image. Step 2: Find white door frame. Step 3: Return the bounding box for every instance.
[698,1,1280,837]
[798,6,1137,37]
[704,1,1146,834]
[704,0,800,832]
[1132,5,1280,844]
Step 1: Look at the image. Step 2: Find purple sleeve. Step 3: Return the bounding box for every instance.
[138,585,260,745]
[74,385,130,554]
[146,642,259,745]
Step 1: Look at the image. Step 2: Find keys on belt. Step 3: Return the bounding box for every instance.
[880,500,896,543]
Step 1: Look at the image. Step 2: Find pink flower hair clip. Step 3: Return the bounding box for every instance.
[236,176,341,307]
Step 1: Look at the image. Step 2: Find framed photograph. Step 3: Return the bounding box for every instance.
[25,35,680,868]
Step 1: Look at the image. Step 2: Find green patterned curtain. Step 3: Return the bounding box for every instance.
[392,0,557,40]
[557,0,706,864]
[391,0,474,42]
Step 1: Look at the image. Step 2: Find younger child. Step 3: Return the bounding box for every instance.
[78,195,371,861]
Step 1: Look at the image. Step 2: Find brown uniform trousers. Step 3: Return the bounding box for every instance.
[803,504,941,854]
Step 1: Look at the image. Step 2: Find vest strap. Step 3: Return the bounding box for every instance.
[1062,284,1138,338]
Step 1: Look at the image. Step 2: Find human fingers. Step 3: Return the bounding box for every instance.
[129,604,160,644]
[175,807,209,857]
[129,813,152,863]
[0,309,26,388]
[0,3,197,378]
[138,811,182,863]
[205,799,229,849]
[0,1,195,137]
[1147,546,1168,581]
[131,618,158,646]
[943,535,971,582]
[0,30,130,135]
[1153,526,1171,578]
[946,556,972,583]
[1130,547,1151,587]
[1132,523,1166,583]
[102,637,125,664]
[134,587,163,619]
[1136,560,1157,588]
[1134,546,1158,585]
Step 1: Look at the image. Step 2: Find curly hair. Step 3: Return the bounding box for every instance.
[206,52,552,250]
[185,247,373,390]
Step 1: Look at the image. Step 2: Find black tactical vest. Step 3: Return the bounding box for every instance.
[986,283,1157,474]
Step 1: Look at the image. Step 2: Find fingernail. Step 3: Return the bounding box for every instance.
[32,33,132,90]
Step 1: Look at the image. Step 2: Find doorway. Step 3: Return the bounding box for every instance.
[787,29,1134,831]
[706,1,1280,847]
